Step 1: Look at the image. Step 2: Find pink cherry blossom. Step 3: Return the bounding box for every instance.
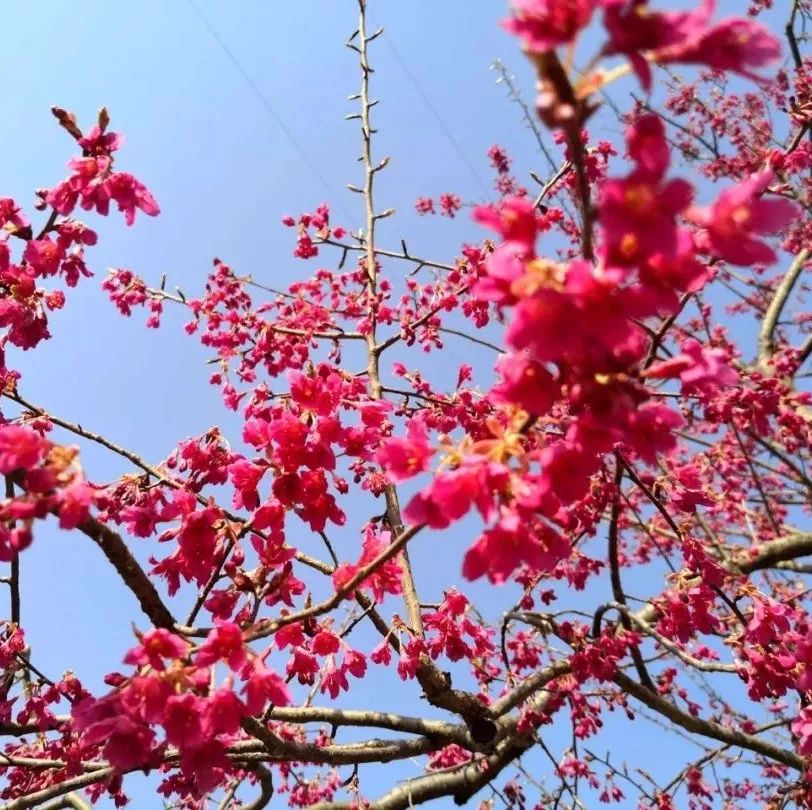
[645,338,737,395]
[504,0,596,52]
[376,418,433,481]
[687,171,797,266]
[123,628,189,671]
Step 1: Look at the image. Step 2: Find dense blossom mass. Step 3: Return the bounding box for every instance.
[0,1,811,808]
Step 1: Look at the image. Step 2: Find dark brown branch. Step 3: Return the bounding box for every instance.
[6,477,19,627]
[242,765,274,810]
[608,458,656,691]
[74,515,177,630]
[10,469,178,633]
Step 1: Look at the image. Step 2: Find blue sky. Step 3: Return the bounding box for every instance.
[0,0,797,807]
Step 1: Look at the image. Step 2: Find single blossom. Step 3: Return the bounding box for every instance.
[241,661,291,714]
[687,171,797,266]
[404,459,510,529]
[792,708,812,755]
[473,196,539,256]
[332,526,403,602]
[490,352,560,415]
[376,418,434,482]
[203,688,244,737]
[227,457,266,511]
[503,0,596,53]
[659,16,781,80]
[195,621,247,671]
[123,628,189,671]
[600,0,714,90]
[462,513,569,584]
[0,425,48,474]
[163,693,206,749]
[645,339,737,395]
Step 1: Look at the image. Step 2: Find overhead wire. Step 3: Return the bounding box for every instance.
[184,0,353,221]
[369,13,491,198]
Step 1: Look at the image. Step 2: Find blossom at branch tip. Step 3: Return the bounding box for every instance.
[600,1,781,90]
[195,620,247,671]
[792,707,812,755]
[473,195,539,256]
[403,458,510,529]
[659,15,781,80]
[600,0,714,90]
[332,525,403,602]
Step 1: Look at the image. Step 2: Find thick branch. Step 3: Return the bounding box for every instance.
[268,707,468,744]
[758,248,810,367]
[615,672,803,770]
[71,515,177,630]
[310,739,532,810]
[736,531,812,574]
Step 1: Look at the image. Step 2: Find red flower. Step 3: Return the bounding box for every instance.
[504,0,596,52]
[645,339,737,395]
[473,196,539,256]
[687,171,797,266]
[0,425,48,474]
[490,353,560,415]
[376,418,433,482]
[179,739,231,795]
[343,649,367,678]
[405,460,509,529]
[107,172,160,226]
[311,629,341,656]
[56,480,95,529]
[536,440,602,504]
[203,688,244,737]
[370,640,393,666]
[792,707,812,755]
[623,402,684,464]
[287,647,320,685]
[601,0,713,90]
[661,16,781,80]
[332,529,404,603]
[124,628,189,671]
[599,115,693,265]
[227,457,266,511]
[175,505,222,586]
[73,694,155,769]
[242,661,291,714]
[196,621,247,671]
[163,693,205,748]
[321,663,350,698]
[462,513,569,584]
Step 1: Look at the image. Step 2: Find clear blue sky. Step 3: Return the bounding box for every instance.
[0,1,791,807]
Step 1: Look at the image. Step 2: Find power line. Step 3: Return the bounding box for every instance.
[373,18,491,198]
[184,0,351,219]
